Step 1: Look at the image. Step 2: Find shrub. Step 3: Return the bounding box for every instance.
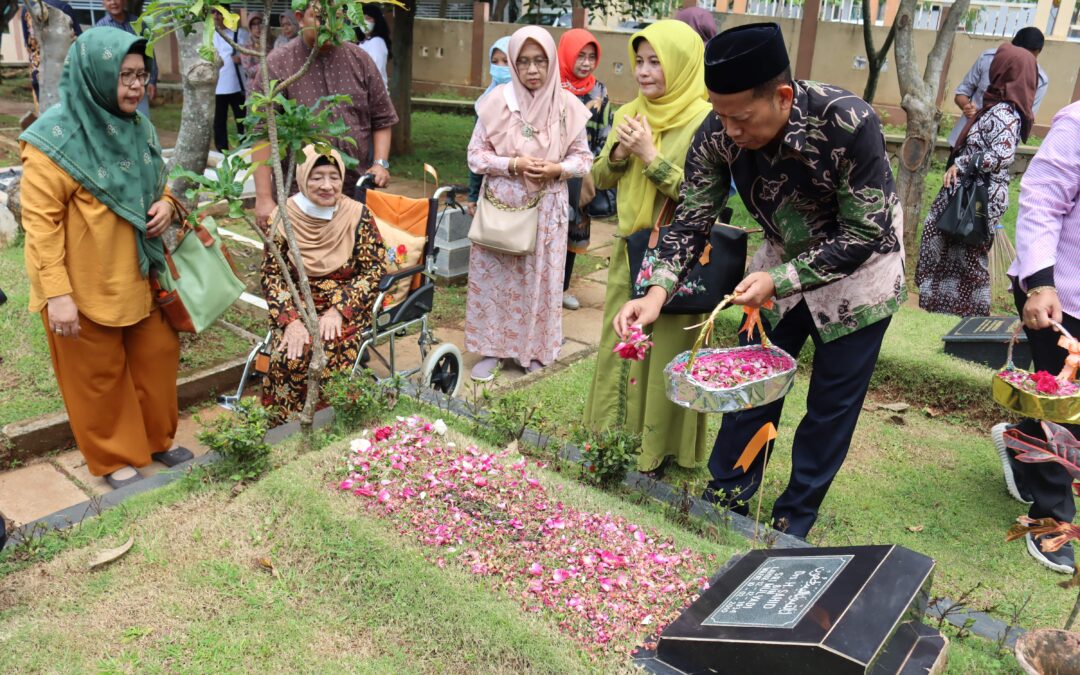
[197,397,273,481]
[572,425,640,489]
[323,369,401,433]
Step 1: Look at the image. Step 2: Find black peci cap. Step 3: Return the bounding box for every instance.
[704,22,790,94]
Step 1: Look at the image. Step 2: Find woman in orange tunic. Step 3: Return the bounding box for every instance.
[21,28,190,489]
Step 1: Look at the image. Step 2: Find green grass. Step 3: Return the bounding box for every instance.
[500,336,1076,630]
[0,242,254,428]
[396,110,476,187]
[0,403,739,671]
[149,100,183,135]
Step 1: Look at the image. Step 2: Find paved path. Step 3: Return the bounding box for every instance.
[0,176,614,531]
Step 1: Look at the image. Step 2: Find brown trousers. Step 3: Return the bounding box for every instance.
[43,307,180,476]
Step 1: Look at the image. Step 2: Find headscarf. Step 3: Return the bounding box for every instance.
[675,7,718,43]
[558,28,600,96]
[601,20,711,235]
[275,145,367,277]
[955,42,1037,149]
[20,27,167,278]
[478,36,512,104]
[476,26,590,191]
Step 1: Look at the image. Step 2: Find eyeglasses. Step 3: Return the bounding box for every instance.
[119,70,151,87]
[575,52,598,64]
[515,57,549,71]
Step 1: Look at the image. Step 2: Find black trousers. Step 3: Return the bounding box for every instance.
[1011,285,1079,523]
[214,92,246,152]
[706,301,892,538]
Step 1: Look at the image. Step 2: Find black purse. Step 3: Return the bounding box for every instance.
[626,200,747,315]
[936,152,991,247]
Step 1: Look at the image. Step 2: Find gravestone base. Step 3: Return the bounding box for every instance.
[647,545,946,674]
[434,209,472,281]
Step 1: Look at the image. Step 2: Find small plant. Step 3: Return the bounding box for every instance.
[197,398,273,482]
[477,395,547,449]
[572,425,640,489]
[323,370,401,433]
[573,359,641,489]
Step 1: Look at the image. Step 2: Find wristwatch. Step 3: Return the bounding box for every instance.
[373,159,390,170]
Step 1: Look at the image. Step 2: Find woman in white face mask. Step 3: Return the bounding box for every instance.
[357,5,392,89]
[466,36,512,215]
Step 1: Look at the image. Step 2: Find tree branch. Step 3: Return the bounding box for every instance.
[923,0,970,85]
[893,0,928,99]
[862,0,877,68]
[273,40,320,95]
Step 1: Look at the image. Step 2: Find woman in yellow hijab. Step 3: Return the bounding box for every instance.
[584,20,712,476]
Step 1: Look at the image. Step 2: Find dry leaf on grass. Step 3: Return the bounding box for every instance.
[878,402,910,412]
[923,407,942,418]
[88,536,134,570]
[907,525,925,533]
[888,415,906,426]
[255,557,280,578]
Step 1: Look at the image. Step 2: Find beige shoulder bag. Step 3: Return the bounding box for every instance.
[468,180,541,256]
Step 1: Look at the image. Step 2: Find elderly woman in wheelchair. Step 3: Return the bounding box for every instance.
[260,145,387,424]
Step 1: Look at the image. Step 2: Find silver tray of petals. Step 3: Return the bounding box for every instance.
[664,345,797,413]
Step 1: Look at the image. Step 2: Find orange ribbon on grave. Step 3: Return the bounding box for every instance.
[1058,334,1080,381]
[732,422,777,473]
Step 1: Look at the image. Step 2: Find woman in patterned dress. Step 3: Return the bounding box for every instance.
[916,43,1037,317]
[261,145,387,424]
[465,26,593,380]
[583,20,714,476]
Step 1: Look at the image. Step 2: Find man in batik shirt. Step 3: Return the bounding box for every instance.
[250,3,398,229]
[616,22,904,539]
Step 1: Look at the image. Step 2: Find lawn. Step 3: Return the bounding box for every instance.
[494,315,1077,635]
[0,404,743,671]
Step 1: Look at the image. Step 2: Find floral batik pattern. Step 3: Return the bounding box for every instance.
[464,121,593,366]
[646,81,906,343]
[915,102,1020,317]
[260,210,387,424]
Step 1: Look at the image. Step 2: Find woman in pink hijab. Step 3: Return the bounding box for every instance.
[466,26,593,381]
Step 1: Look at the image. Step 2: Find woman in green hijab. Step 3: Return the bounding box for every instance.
[21,28,192,490]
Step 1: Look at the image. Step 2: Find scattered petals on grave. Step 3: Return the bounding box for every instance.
[336,416,716,655]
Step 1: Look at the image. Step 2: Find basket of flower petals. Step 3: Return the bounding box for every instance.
[992,320,1080,424]
[665,295,797,413]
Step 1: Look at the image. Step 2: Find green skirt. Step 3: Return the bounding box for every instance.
[583,237,708,472]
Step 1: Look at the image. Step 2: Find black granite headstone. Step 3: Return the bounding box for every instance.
[651,545,947,674]
[942,316,1030,369]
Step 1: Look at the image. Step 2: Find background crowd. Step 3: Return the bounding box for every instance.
[15,3,1080,575]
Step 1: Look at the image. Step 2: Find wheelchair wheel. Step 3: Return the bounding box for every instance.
[422,343,462,398]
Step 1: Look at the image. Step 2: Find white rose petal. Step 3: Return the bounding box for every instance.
[433,419,448,435]
[350,438,372,453]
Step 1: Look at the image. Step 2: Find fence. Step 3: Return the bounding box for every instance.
[733,0,1070,40]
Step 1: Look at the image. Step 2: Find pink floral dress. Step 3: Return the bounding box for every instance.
[465,121,593,365]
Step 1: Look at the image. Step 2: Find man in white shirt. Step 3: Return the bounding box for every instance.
[213,10,246,152]
[947,27,1049,148]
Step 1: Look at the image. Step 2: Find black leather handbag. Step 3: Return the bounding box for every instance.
[937,152,991,247]
[626,201,748,315]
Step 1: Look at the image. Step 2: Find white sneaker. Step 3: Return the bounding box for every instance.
[562,295,580,310]
[992,423,1033,505]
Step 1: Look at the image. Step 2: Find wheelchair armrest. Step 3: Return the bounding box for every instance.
[377,264,426,292]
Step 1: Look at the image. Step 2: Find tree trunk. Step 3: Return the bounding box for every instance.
[892,0,969,273]
[861,0,896,104]
[24,0,77,113]
[390,0,415,156]
[166,28,219,211]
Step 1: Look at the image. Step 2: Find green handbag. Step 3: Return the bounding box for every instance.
[153,215,245,334]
